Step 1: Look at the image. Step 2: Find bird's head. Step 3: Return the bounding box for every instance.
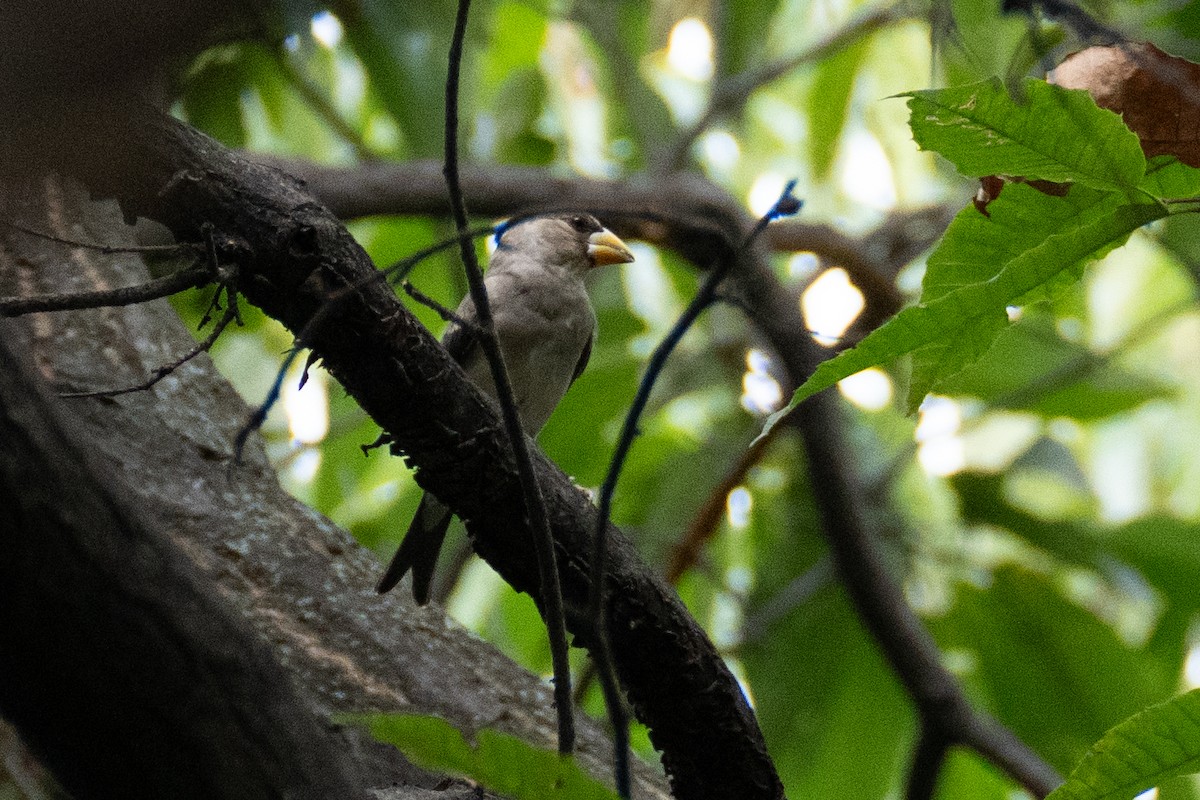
[494,213,635,276]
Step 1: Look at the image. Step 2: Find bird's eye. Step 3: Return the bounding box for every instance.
[569,215,594,232]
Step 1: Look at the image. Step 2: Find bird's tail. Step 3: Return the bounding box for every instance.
[376,493,453,603]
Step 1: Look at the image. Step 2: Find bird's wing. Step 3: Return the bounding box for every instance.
[440,281,484,369]
[570,331,593,386]
[441,319,480,367]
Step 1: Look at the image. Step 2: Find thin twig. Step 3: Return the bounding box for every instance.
[270,45,379,162]
[590,182,800,796]
[0,219,198,256]
[0,264,213,317]
[905,725,950,800]
[663,3,903,171]
[444,0,575,755]
[737,555,834,648]
[400,280,472,328]
[382,224,496,283]
[61,292,241,398]
[235,346,302,462]
[665,421,782,584]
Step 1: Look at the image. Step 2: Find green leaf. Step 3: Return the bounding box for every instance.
[725,0,783,76]
[738,459,913,799]
[904,78,1146,192]
[1046,690,1200,800]
[936,0,1030,87]
[347,713,622,800]
[920,183,1130,304]
[934,315,1174,420]
[179,47,249,148]
[952,471,1200,622]
[744,579,913,798]
[479,1,547,89]
[807,38,871,180]
[936,749,1025,800]
[765,198,1164,429]
[333,0,460,156]
[931,567,1176,775]
[1141,155,1200,199]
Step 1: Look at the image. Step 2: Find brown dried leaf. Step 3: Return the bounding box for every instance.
[1051,42,1200,168]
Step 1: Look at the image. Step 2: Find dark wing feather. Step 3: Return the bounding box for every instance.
[570,332,593,386]
[375,494,453,602]
[441,319,480,368]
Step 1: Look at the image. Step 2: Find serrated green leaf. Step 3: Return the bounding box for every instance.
[1047,690,1200,800]
[347,713,622,800]
[921,183,1129,303]
[764,200,1164,429]
[904,78,1146,192]
[1141,155,1200,199]
[907,311,1006,410]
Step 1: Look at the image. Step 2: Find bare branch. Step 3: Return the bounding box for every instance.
[905,726,950,800]
[0,263,214,317]
[253,155,946,330]
[1,219,195,256]
[59,293,240,399]
[442,0,576,757]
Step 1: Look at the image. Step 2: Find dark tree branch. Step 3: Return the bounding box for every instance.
[0,171,670,800]
[258,155,947,328]
[0,262,213,316]
[33,103,780,800]
[587,185,798,796]
[265,152,1061,796]
[13,86,1057,797]
[442,0,575,756]
[59,290,240,398]
[905,726,950,800]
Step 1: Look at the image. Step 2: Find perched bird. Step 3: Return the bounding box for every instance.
[377,213,635,603]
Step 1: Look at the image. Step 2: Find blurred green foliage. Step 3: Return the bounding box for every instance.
[162,0,1200,797]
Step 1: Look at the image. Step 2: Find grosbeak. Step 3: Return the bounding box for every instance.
[377,213,635,603]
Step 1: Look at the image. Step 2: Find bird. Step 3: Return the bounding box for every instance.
[376,212,635,603]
